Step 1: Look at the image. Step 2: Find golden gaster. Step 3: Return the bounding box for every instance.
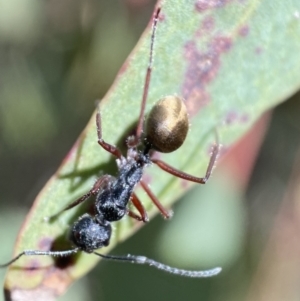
[145,95,189,153]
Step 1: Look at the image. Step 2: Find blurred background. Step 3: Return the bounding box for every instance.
[1,0,300,300]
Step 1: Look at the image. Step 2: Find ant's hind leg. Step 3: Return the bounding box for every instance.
[140,180,173,219]
[96,107,122,159]
[152,143,220,184]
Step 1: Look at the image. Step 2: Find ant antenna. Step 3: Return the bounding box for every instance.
[135,7,161,142]
[1,248,221,278]
[94,252,222,278]
[0,249,80,268]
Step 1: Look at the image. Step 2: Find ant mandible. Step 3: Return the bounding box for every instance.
[0,7,221,277]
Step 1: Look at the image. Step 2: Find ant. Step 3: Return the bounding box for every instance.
[0,7,221,277]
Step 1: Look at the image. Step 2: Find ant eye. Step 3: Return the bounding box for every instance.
[145,95,189,153]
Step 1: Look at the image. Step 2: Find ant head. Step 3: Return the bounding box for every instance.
[144,95,189,153]
[70,214,111,253]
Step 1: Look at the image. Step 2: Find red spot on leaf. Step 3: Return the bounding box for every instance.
[240,113,249,123]
[202,16,215,31]
[255,47,263,55]
[38,237,53,250]
[212,36,232,52]
[225,111,238,124]
[238,25,249,37]
[225,111,249,125]
[195,0,233,12]
[195,16,215,38]
[182,35,232,116]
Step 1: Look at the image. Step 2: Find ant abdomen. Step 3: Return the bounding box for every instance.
[145,95,189,153]
[70,214,111,253]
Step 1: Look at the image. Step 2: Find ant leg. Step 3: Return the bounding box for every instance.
[128,193,149,222]
[49,175,114,219]
[96,107,122,159]
[127,211,143,222]
[140,180,173,219]
[152,143,219,184]
[134,8,161,145]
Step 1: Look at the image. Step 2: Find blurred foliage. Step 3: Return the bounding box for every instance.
[0,0,155,206]
[1,0,300,300]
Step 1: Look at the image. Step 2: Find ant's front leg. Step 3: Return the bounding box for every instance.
[96,107,122,159]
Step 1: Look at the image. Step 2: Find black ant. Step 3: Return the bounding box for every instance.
[0,7,221,277]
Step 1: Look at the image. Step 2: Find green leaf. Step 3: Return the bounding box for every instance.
[4,0,300,299]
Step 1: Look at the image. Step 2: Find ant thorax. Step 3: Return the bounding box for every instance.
[98,139,151,223]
